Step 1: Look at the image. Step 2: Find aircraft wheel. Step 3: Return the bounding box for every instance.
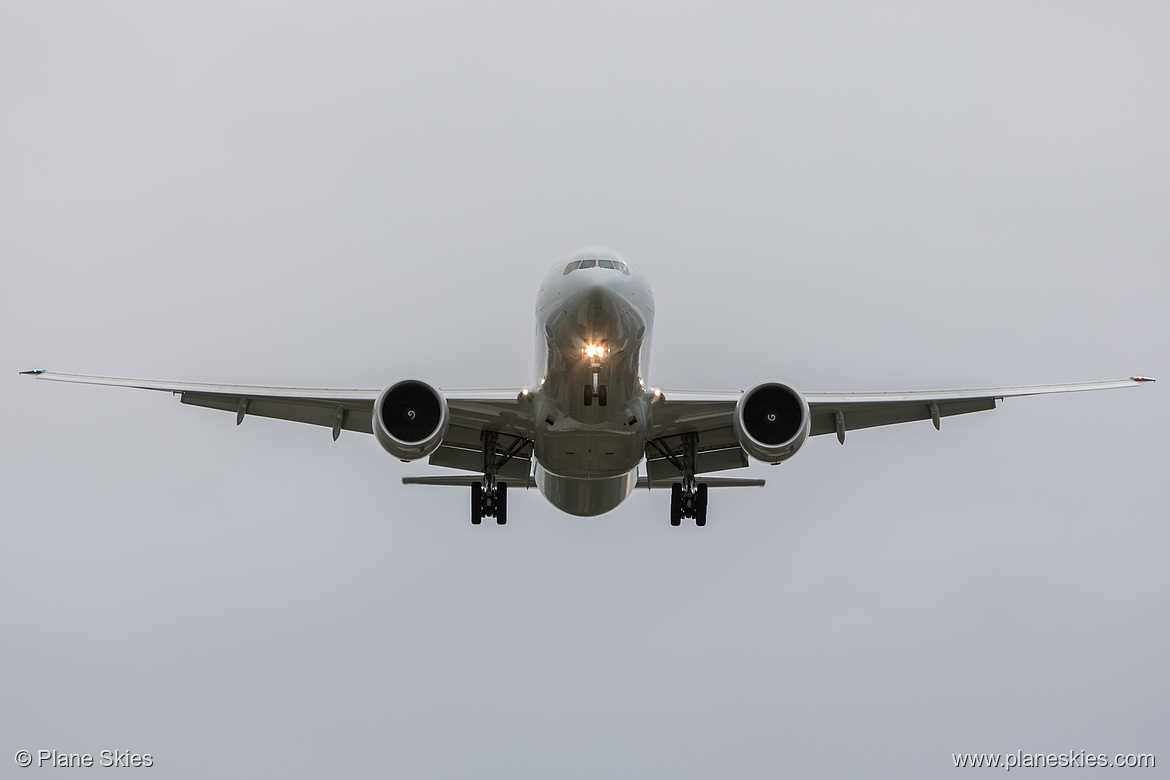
[496,482,508,525]
[598,385,608,407]
[471,481,483,525]
[583,385,593,406]
[670,483,682,526]
[695,483,708,527]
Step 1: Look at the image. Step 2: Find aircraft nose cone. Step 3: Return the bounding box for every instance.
[580,276,612,303]
[564,277,621,321]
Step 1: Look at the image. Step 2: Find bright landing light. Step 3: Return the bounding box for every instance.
[583,344,607,358]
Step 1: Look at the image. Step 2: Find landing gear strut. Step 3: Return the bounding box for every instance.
[651,431,708,527]
[470,430,525,526]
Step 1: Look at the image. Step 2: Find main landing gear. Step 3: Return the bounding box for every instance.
[670,481,708,527]
[649,431,710,527]
[469,430,527,526]
[471,480,507,525]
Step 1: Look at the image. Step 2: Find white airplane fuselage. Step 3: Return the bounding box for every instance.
[530,248,655,516]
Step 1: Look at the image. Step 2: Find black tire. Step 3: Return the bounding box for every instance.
[583,385,592,406]
[670,483,682,526]
[695,483,708,527]
[496,482,508,525]
[471,481,483,525]
[598,384,608,407]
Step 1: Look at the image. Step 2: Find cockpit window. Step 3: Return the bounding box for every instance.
[564,257,631,275]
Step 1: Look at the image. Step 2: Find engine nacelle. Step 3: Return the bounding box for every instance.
[373,379,449,461]
[733,381,811,465]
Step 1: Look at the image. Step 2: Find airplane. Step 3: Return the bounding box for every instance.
[22,246,1154,526]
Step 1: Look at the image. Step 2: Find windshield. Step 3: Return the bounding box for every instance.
[563,258,631,275]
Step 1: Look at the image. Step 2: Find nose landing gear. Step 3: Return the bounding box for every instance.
[583,363,607,407]
[583,383,608,406]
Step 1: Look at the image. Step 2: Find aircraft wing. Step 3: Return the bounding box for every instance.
[802,378,1153,441]
[645,377,1154,479]
[19,371,535,471]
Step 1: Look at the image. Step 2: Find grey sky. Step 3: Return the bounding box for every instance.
[2,2,1167,777]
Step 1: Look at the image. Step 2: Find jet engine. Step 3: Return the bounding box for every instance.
[373,379,449,461]
[733,381,811,465]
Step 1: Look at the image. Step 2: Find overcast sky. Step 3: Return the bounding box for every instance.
[2,2,1167,777]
